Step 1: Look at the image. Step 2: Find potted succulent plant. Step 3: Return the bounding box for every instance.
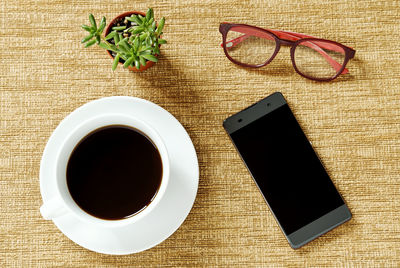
[81,8,166,71]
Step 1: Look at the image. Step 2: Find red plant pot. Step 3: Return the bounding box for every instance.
[104,11,156,72]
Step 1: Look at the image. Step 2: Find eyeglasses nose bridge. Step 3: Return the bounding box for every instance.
[279,39,296,46]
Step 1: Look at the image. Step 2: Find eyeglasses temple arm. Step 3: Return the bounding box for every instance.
[271,30,352,53]
[220,27,275,48]
[220,34,252,48]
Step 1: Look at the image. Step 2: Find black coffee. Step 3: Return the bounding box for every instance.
[66,125,163,220]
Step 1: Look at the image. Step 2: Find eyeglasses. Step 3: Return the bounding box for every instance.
[219,23,356,81]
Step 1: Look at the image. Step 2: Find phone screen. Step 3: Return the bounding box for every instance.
[230,103,344,235]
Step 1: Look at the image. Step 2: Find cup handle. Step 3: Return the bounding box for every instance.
[40,197,69,220]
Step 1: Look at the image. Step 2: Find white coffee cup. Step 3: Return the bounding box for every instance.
[40,113,170,228]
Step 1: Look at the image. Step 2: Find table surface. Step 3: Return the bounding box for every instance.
[1,0,400,267]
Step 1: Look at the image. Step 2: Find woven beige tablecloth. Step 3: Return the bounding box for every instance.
[1,0,399,266]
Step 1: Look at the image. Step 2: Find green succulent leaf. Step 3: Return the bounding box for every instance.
[105,31,116,40]
[141,54,158,62]
[148,18,154,25]
[112,26,126,31]
[139,33,147,42]
[133,37,140,52]
[135,16,143,25]
[146,8,154,21]
[119,53,128,61]
[96,35,101,44]
[113,33,120,44]
[132,26,144,34]
[123,56,135,68]
[121,37,130,46]
[81,24,92,32]
[158,38,167,44]
[112,54,120,71]
[99,43,118,53]
[98,17,106,33]
[156,17,165,35]
[85,39,96,48]
[98,42,110,50]
[139,55,147,66]
[138,46,152,52]
[89,14,97,30]
[129,14,142,25]
[117,45,129,53]
[134,60,140,70]
[153,46,160,55]
[126,16,135,22]
[139,51,151,56]
[109,43,118,51]
[145,36,151,46]
[118,38,130,52]
[81,33,94,43]
[150,21,156,31]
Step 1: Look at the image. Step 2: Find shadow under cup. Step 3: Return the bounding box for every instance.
[44,114,170,227]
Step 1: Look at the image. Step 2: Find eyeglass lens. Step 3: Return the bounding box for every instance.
[294,40,346,79]
[225,26,276,66]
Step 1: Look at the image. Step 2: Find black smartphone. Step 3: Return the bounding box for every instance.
[223,92,351,249]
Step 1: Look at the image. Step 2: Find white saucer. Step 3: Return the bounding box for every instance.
[40,96,199,255]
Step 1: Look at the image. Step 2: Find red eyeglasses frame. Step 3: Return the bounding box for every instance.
[219,23,356,82]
